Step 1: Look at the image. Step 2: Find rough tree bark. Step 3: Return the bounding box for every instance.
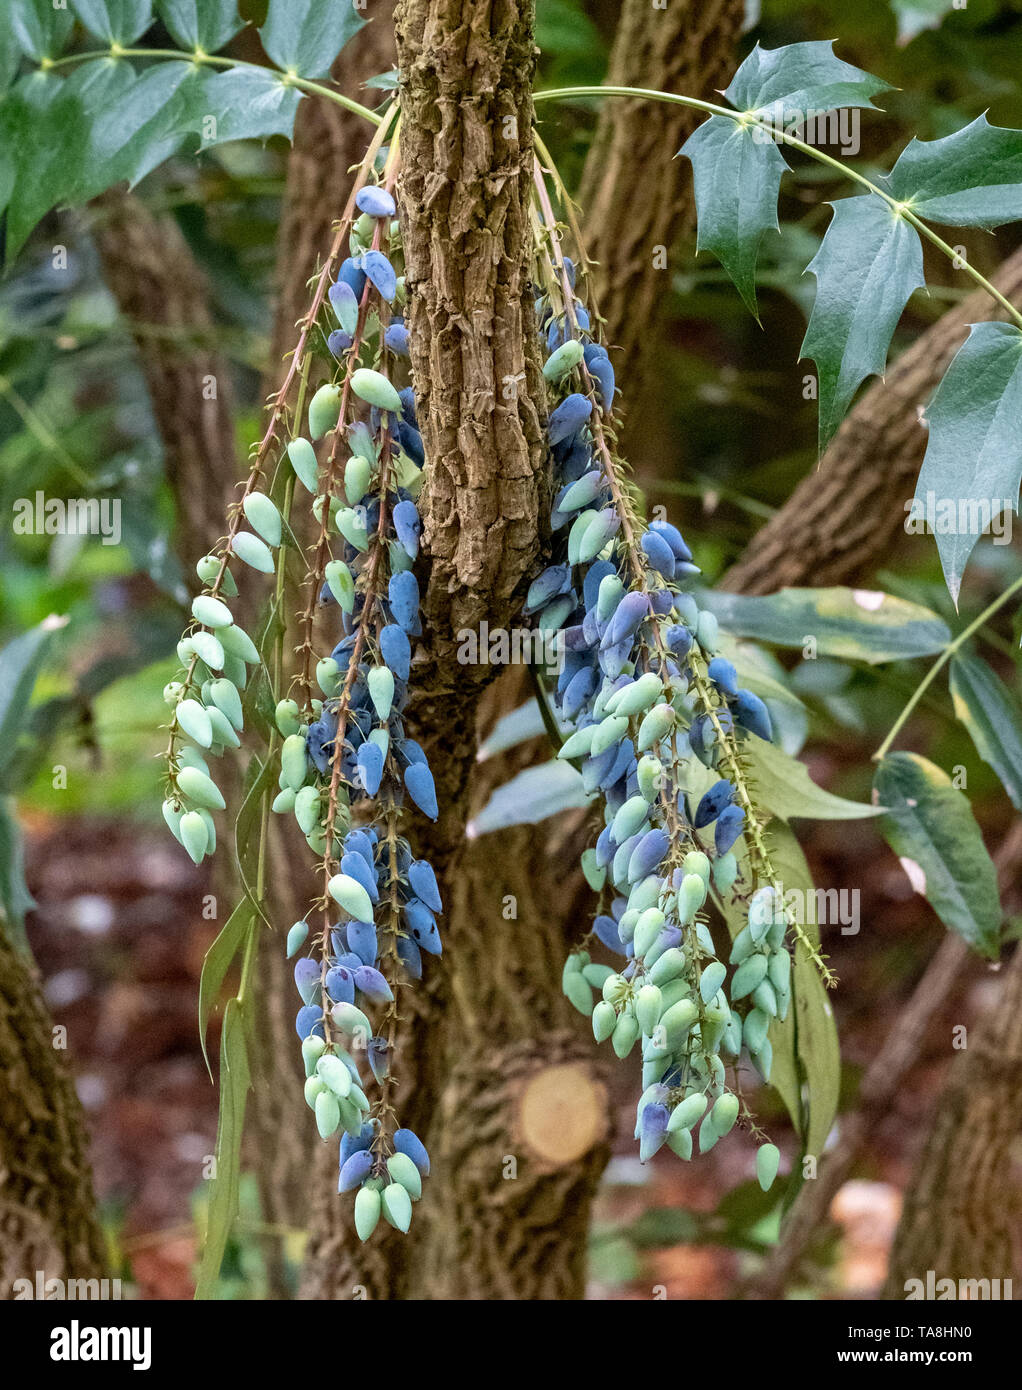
[299,0,614,1302]
[0,928,108,1297]
[575,0,744,368]
[92,191,238,563]
[883,945,1022,1298]
[296,0,748,1299]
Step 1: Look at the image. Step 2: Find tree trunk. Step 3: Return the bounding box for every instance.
[298,0,617,1301]
[883,946,1022,1298]
[0,927,108,1297]
[576,0,744,368]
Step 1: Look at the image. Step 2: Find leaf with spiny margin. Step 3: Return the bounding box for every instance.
[912,321,1022,605]
[801,194,925,451]
[177,66,302,150]
[890,0,958,45]
[259,0,365,79]
[8,0,75,61]
[885,115,1022,228]
[723,40,891,119]
[3,60,197,260]
[874,752,1001,958]
[71,0,154,44]
[155,0,244,52]
[680,116,787,317]
[949,655,1022,812]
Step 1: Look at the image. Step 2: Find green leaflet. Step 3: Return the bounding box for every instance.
[466,760,592,836]
[234,754,277,925]
[194,996,251,1299]
[2,59,305,258]
[8,0,76,61]
[680,117,786,318]
[259,0,365,80]
[949,655,1022,812]
[886,115,1022,228]
[722,40,891,119]
[718,822,840,1160]
[0,796,36,953]
[198,898,256,1080]
[697,586,950,664]
[890,0,958,44]
[177,66,302,150]
[744,737,884,823]
[874,751,1001,958]
[801,195,924,451]
[3,60,193,258]
[0,619,63,790]
[155,0,244,52]
[71,0,154,44]
[912,322,1022,605]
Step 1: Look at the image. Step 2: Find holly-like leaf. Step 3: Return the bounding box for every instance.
[874,751,1001,958]
[886,115,1022,228]
[698,586,951,664]
[71,0,154,44]
[949,654,1022,812]
[259,0,365,79]
[801,194,925,451]
[9,0,76,62]
[680,116,787,317]
[890,0,958,45]
[723,40,891,119]
[155,0,244,52]
[178,66,302,149]
[912,321,1022,605]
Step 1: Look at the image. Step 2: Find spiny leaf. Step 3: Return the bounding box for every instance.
[177,66,302,149]
[680,116,787,317]
[890,0,958,45]
[886,115,1022,228]
[259,0,365,80]
[155,0,244,52]
[801,195,924,451]
[697,586,951,664]
[723,40,891,119]
[912,321,1022,605]
[949,654,1022,812]
[70,0,154,45]
[874,751,1001,958]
